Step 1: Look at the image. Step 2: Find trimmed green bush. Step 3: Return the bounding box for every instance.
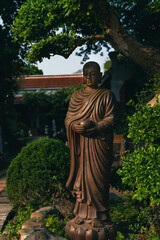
[118,102,160,205]
[6,137,70,208]
[118,145,160,205]
[127,103,160,145]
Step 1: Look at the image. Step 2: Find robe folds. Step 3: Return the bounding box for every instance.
[65,87,116,219]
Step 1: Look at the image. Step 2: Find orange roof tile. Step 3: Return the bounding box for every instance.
[21,74,83,89]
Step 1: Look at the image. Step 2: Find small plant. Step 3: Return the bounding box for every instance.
[45,212,69,238]
[6,137,70,209]
[2,207,33,239]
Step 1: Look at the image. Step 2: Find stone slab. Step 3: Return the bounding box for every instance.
[0,191,7,197]
[0,187,6,192]
[0,204,12,232]
[0,215,7,221]
[0,179,6,182]
[0,198,9,203]
[0,204,12,212]
[0,219,4,225]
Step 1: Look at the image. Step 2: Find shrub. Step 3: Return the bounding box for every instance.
[127,103,160,146]
[118,145,160,205]
[118,101,160,205]
[6,137,70,209]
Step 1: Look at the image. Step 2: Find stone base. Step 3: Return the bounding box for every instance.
[65,220,116,240]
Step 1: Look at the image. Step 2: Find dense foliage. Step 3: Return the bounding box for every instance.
[21,64,43,75]
[119,145,160,204]
[110,197,160,239]
[11,0,160,74]
[22,90,54,133]
[0,0,43,154]
[6,138,70,208]
[118,86,160,205]
[127,103,160,145]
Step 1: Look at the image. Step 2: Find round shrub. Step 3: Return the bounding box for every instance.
[118,145,160,205]
[6,138,70,208]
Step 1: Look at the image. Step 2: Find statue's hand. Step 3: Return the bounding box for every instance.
[83,126,98,137]
[80,120,98,137]
[72,124,85,134]
[80,120,96,129]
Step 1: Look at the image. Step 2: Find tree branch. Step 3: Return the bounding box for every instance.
[98,1,160,75]
[65,35,106,58]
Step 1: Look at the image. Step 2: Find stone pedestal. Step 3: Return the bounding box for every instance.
[65,220,116,240]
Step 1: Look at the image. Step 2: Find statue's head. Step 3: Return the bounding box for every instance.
[83,61,102,88]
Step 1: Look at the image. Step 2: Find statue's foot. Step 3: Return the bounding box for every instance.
[70,216,84,224]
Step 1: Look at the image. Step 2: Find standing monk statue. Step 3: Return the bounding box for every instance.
[65,61,116,240]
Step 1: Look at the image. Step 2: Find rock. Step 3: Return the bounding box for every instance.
[32,207,56,217]
[30,212,45,219]
[22,218,45,229]
[0,235,10,240]
[25,229,66,240]
[20,228,34,240]
[19,206,67,240]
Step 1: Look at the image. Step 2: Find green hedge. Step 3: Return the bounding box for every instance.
[6,138,70,208]
[118,103,160,205]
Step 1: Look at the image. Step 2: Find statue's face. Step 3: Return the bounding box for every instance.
[83,66,102,88]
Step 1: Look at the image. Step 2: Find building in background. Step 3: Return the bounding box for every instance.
[15,74,83,103]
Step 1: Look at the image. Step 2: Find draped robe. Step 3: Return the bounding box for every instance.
[65,87,116,220]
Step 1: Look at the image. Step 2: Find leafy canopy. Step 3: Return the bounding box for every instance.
[11,0,160,62]
[0,0,43,97]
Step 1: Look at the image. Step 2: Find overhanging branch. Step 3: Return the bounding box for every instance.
[65,35,106,58]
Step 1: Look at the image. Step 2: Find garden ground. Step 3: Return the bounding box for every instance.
[0,170,12,233]
[0,168,126,236]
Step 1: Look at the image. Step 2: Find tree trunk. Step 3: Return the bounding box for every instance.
[99,2,160,75]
